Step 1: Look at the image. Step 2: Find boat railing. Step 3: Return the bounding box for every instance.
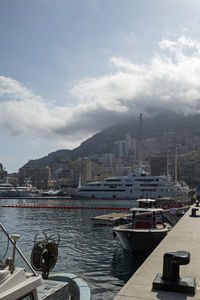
[0,223,38,276]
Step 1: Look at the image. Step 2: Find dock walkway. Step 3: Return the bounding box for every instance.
[114,205,200,300]
[91,212,131,225]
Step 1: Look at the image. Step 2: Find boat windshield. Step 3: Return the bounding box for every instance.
[133,211,164,229]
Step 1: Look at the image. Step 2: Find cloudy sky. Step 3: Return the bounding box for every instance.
[1,0,200,172]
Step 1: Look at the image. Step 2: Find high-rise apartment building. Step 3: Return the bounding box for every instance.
[115,134,137,158]
[69,158,92,187]
[102,153,115,166]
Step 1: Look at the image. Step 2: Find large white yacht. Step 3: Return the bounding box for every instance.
[73,170,189,200]
[74,115,190,200]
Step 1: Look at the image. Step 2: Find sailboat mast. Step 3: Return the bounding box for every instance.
[166,133,169,179]
[175,147,178,183]
[78,174,82,188]
[138,113,143,172]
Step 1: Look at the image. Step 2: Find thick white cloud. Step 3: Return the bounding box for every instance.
[71,35,200,117]
[1,35,200,149]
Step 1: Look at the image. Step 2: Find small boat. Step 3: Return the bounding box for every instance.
[137,196,190,210]
[113,207,171,253]
[0,224,90,299]
[42,189,61,196]
[136,197,190,226]
[136,198,156,208]
[0,181,40,198]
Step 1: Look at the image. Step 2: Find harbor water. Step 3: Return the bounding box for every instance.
[0,198,151,299]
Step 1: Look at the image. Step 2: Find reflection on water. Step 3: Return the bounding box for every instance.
[0,198,150,299]
[111,249,151,283]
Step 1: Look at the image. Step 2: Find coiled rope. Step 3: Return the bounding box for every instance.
[31,231,60,279]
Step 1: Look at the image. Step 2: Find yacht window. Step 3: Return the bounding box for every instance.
[135,179,153,182]
[140,184,158,187]
[80,189,126,192]
[104,184,122,187]
[140,189,156,192]
[106,179,121,182]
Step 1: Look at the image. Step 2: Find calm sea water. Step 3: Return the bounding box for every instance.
[0,198,151,299]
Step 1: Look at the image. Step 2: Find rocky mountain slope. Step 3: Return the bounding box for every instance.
[23,112,200,169]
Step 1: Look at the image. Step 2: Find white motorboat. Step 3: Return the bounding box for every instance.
[0,181,39,198]
[0,182,19,197]
[0,224,91,300]
[113,208,171,253]
[42,189,61,196]
[137,197,191,209]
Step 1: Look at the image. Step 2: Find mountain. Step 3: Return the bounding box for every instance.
[23,112,200,169]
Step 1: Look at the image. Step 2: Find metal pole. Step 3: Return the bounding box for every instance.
[138,113,143,172]
[175,147,178,183]
[0,223,38,276]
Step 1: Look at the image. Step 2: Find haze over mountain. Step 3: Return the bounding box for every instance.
[23,111,200,170]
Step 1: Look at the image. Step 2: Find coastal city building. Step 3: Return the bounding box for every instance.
[18,165,52,189]
[69,158,92,187]
[2,130,200,191]
[115,134,137,159]
[179,160,200,188]
[0,163,7,179]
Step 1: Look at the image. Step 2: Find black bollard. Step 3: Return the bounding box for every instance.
[162,251,190,282]
[190,208,199,217]
[153,251,195,294]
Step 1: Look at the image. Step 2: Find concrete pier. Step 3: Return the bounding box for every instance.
[114,205,200,299]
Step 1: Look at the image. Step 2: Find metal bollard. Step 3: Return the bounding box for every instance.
[190,208,199,217]
[162,251,190,282]
[153,251,195,294]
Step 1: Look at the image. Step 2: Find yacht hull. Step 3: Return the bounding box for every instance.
[72,190,188,201]
[74,172,190,201]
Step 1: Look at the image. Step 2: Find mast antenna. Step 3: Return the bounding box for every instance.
[138,113,143,172]
[175,146,178,183]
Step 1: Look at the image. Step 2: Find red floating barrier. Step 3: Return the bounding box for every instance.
[1,204,131,211]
